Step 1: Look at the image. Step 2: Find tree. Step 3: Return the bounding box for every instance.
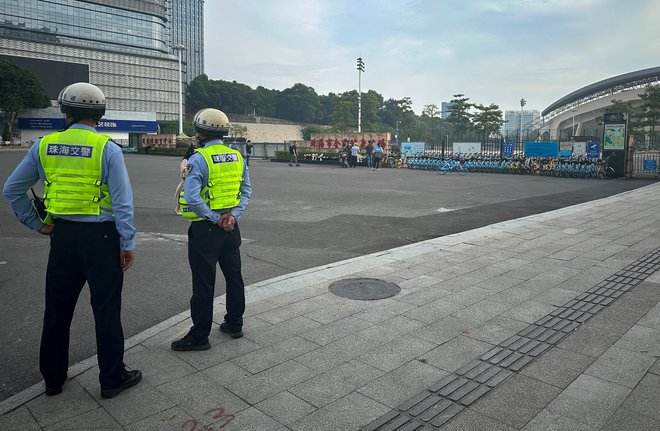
[472,103,505,141]
[447,94,473,140]
[0,61,50,141]
[638,85,660,148]
[229,123,248,138]
[275,83,319,123]
[422,104,440,118]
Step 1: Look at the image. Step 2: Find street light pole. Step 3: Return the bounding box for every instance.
[173,44,186,136]
[357,57,364,133]
[519,98,527,144]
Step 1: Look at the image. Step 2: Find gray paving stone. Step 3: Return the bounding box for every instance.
[422,335,493,373]
[202,360,252,387]
[245,316,323,346]
[44,407,123,430]
[447,380,480,402]
[295,333,382,372]
[290,392,390,431]
[414,315,476,345]
[614,324,660,356]
[459,384,491,406]
[474,275,525,293]
[213,406,287,431]
[534,287,580,307]
[304,299,370,324]
[288,359,383,408]
[471,374,562,429]
[360,410,400,431]
[124,348,198,388]
[358,335,436,372]
[485,369,514,387]
[503,300,558,325]
[637,303,660,330]
[403,296,465,324]
[544,374,631,428]
[649,358,660,375]
[255,391,316,427]
[0,406,40,431]
[357,361,448,408]
[25,382,100,428]
[438,377,469,397]
[559,323,624,358]
[123,407,193,431]
[357,314,427,344]
[225,360,317,405]
[521,409,597,431]
[451,300,514,325]
[232,336,320,374]
[397,284,454,306]
[429,373,460,392]
[620,373,660,421]
[584,345,656,388]
[466,316,533,346]
[156,371,247,422]
[405,393,441,416]
[475,365,504,384]
[355,298,420,324]
[601,407,660,431]
[176,336,262,370]
[442,408,515,431]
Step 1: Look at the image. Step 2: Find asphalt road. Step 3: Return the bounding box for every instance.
[0,149,655,401]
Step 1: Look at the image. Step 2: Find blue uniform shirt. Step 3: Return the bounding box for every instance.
[2,124,136,250]
[183,139,252,223]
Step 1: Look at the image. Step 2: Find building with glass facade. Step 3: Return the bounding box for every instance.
[0,0,204,130]
[167,0,204,83]
[502,110,541,142]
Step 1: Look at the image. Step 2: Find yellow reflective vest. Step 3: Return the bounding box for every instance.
[179,144,244,221]
[38,128,113,216]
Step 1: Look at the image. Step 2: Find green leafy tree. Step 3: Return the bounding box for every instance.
[330,95,354,130]
[638,85,660,148]
[472,103,505,141]
[275,83,319,123]
[0,61,50,141]
[447,94,473,141]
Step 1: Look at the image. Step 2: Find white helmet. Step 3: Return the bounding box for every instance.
[193,108,230,136]
[58,82,106,116]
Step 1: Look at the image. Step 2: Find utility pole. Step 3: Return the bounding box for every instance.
[357,57,365,133]
[519,98,527,144]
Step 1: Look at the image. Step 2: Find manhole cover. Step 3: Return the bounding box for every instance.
[329,278,400,300]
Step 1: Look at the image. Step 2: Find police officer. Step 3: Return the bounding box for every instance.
[2,82,141,398]
[171,108,252,351]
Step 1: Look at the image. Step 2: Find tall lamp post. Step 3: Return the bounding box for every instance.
[519,98,527,144]
[173,44,187,136]
[356,57,365,133]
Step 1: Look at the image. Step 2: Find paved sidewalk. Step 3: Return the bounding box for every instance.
[1,182,659,431]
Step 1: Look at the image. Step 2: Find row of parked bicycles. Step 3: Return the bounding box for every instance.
[405,153,616,178]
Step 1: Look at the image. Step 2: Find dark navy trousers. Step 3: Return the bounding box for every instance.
[41,220,125,390]
[187,220,245,338]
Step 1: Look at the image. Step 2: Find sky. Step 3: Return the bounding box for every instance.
[204,0,660,115]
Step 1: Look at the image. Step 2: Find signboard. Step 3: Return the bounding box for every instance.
[604,124,626,150]
[643,160,658,172]
[559,142,573,158]
[141,134,177,148]
[308,132,390,150]
[401,142,425,158]
[18,117,159,133]
[587,141,600,158]
[573,142,587,157]
[523,141,559,158]
[452,142,481,154]
[502,142,514,158]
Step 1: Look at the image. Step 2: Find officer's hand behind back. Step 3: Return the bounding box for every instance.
[120,250,135,272]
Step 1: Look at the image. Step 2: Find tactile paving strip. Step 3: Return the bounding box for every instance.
[361,247,660,431]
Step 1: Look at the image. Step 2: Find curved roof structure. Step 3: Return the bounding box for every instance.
[542,66,660,117]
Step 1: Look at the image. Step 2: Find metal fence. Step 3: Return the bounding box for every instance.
[633,150,660,177]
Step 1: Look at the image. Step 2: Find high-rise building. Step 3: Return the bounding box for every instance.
[502,110,541,142]
[167,0,204,83]
[0,0,204,128]
[441,102,453,119]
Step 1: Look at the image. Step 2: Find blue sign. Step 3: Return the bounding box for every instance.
[401,142,425,158]
[587,141,601,158]
[643,160,657,172]
[18,118,158,133]
[502,142,514,158]
[523,142,559,158]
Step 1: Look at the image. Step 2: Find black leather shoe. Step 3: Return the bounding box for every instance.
[171,335,210,351]
[220,322,243,338]
[100,370,142,399]
[45,385,62,396]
